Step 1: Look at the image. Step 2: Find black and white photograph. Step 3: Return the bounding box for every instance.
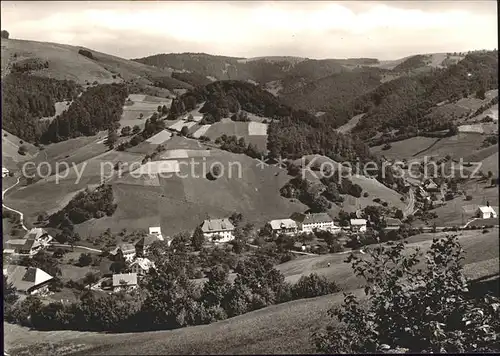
[1,1,499,355]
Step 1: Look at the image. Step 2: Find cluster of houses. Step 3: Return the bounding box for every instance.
[2,167,10,178]
[103,226,165,291]
[198,213,372,243]
[7,204,496,297]
[3,228,53,257]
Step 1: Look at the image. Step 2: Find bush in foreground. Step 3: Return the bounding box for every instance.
[312,235,500,353]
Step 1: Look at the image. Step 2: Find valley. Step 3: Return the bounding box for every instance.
[1,15,499,356]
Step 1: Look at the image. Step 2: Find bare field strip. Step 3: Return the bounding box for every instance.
[146,130,173,144]
[169,120,197,131]
[159,149,211,159]
[248,122,268,135]
[127,94,146,102]
[130,160,180,175]
[192,124,212,138]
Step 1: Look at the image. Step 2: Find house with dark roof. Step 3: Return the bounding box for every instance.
[22,228,53,245]
[201,218,235,243]
[4,238,42,256]
[5,265,54,295]
[384,217,403,231]
[109,243,136,261]
[292,213,337,233]
[135,234,161,257]
[424,179,439,192]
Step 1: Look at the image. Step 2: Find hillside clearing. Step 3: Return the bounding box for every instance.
[336,113,365,133]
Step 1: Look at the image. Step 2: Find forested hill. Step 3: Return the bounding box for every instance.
[316,50,499,140]
[1,73,82,143]
[133,52,377,84]
[279,68,386,114]
[170,80,372,163]
[41,83,128,143]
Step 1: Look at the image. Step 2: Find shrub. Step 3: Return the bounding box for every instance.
[77,253,93,267]
[363,192,369,198]
[465,195,473,201]
[312,235,500,353]
[18,145,27,155]
[291,273,340,299]
[78,49,94,59]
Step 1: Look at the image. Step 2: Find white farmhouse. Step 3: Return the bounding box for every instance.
[477,206,498,219]
[201,218,235,243]
[2,167,9,178]
[5,265,53,295]
[112,273,138,292]
[269,218,298,235]
[350,219,367,232]
[148,226,164,241]
[293,213,336,233]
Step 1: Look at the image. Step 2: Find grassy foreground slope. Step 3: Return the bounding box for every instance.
[5,229,498,356]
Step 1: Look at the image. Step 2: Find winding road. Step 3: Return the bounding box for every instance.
[403,187,416,218]
[2,176,103,252]
[2,177,28,231]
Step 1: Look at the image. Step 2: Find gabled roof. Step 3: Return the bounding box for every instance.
[424,179,438,189]
[135,234,161,249]
[5,238,40,251]
[22,227,50,241]
[293,213,333,224]
[350,219,367,226]
[5,265,53,292]
[201,218,235,233]
[269,219,297,230]
[112,273,138,287]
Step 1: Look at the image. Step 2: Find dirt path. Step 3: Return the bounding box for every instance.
[2,177,28,231]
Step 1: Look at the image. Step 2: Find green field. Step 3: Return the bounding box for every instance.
[75,147,306,237]
[5,229,498,356]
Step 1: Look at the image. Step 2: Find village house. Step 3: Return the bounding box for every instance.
[384,217,403,231]
[112,273,138,292]
[201,218,235,243]
[2,167,10,178]
[476,205,498,219]
[4,238,43,256]
[424,179,439,193]
[109,243,136,262]
[5,265,54,295]
[22,227,53,246]
[148,226,164,241]
[135,234,162,257]
[129,258,155,276]
[269,218,298,235]
[292,213,337,233]
[350,218,368,232]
